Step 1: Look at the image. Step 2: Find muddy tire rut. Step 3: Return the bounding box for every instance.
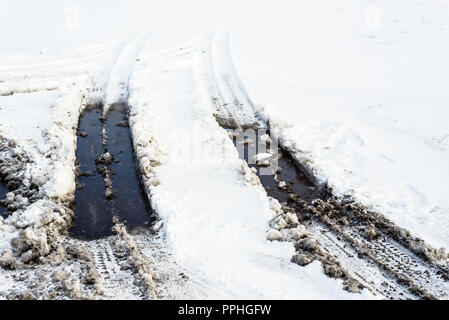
[88,236,146,299]
[223,121,449,299]
[68,101,163,299]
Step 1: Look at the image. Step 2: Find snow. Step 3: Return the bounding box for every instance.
[0,0,448,298]
[0,89,82,199]
[0,91,61,147]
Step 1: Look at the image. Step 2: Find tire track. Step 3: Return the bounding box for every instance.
[0,41,120,98]
[304,200,448,299]
[73,33,156,299]
[307,222,414,299]
[197,32,261,129]
[103,30,152,114]
[206,32,449,299]
[90,238,145,299]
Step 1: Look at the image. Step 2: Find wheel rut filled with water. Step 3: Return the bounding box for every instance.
[226,127,323,203]
[71,103,153,240]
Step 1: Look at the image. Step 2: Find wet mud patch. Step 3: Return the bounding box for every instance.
[71,104,153,240]
[258,150,320,203]
[226,128,322,203]
[225,126,449,298]
[104,104,153,231]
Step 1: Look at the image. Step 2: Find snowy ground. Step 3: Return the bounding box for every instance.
[0,0,448,299]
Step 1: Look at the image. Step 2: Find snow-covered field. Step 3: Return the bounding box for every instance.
[0,0,448,300]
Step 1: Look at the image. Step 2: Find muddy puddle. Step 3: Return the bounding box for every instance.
[71,104,153,240]
[227,128,322,203]
[0,182,8,217]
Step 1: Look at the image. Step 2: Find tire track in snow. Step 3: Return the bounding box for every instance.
[207,31,449,300]
[0,35,163,300]
[308,205,449,299]
[103,30,152,114]
[89,238,145,299]
[307,222,414,299]
[197,33,261,129]
[76,32,156,298]
[76,32,199,300]
[0,41,121,98]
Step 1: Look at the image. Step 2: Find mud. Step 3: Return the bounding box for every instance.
[71,104,153,240]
